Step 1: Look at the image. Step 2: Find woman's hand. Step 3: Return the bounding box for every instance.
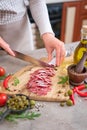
[0,37,15,56]
[42,33,66,66]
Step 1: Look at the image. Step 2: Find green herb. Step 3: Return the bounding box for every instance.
[6,87,11,91]
[0,75,7,80]
[57,76,69,84]
[5,112,41,121]
[0,111,3,115]
[0,110,41,122]
[13,77,20,86]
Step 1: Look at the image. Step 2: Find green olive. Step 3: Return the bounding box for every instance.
[30,100,36,108]
[66,99,73,106]
[67,89,73,96]
[30,100,36,106]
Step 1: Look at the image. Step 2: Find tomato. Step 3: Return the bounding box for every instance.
[0,93,8,107]
[0,67,6,76]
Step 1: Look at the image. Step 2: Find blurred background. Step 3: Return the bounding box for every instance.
[27,0,87,50]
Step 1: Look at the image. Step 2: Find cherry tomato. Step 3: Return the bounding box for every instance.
[0,67,6,76]
[0,93,8,107]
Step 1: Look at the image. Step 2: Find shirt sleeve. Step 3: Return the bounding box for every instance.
[29,0,54,36]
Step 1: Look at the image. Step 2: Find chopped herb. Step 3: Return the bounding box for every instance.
[6,87,11,91]
[57,76,69,84]
[13,77,20,86]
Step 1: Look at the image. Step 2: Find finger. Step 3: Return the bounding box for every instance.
[56,44,66,66]
[56,48,61,66]
[6,47,15,56]
[60,54,65,64]
[48,52,53,62]
[2,44,15,56]
[0,38,15,56]
[59,48,66,64]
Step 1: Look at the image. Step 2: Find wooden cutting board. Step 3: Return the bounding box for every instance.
[0,54,74,102]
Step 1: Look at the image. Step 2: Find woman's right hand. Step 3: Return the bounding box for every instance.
[42,33,66,66]
[0,37,15,56]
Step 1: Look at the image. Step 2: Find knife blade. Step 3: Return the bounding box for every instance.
[13,50,54,68]
[0,48,54,67]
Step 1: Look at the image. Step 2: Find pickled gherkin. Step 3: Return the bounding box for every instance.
[74,25,87,66]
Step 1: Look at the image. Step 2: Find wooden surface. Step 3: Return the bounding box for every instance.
[0,54,73,102]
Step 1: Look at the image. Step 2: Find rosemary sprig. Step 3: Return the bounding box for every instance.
[5,112,41,121]
[0,111,41,122]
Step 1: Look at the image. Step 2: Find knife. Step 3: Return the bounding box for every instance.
[1,48,53,68]
[14,50,55,67]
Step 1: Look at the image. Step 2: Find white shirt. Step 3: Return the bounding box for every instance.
[0,0,53,35]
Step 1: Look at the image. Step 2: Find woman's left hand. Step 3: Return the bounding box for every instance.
[42,33,66,66]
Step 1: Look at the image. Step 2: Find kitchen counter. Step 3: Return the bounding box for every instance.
[0,41,87,130]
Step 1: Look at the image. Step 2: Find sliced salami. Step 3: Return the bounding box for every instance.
[27,67,55,96]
